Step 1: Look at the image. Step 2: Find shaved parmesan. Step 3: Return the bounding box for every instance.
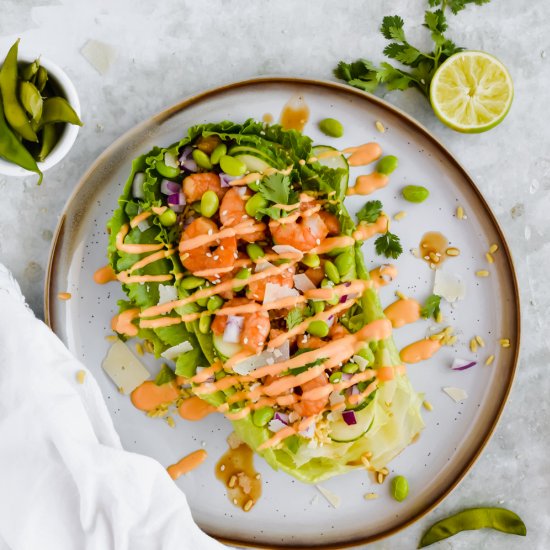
[102,340,150,394]
[293,273,316,292]
[434,270,466,303]
[316,485,341,508]
[157,284,178,305]
[233,341,289,375]
[80,39,116,75]
[442,386,468,402]
[272,244,303,256]
[352,354,369,371]
[329,391,345,406]
[263,282,299,305]
[161,340,193,361]
[255,260,275,273]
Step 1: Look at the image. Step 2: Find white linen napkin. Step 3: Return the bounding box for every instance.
[0,265,226,550]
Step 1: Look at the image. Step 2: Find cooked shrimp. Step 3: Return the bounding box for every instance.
[319,211,340,235]
[182,172,225,203]
[219,187,265,242]
[179,217,236,276]
[292,374,329,417]
[329,322,349,340]
[211,298,270,353]
[269,212,329,252]
[247,263,295,302]
[297,335,326,350]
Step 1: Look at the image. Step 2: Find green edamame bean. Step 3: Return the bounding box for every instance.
[220,154,247,177]
[215,370,227,380]
[247,180,260,192]
[356,345,374,364]
[199,314,212,334]
[245,193,268,217]
[19,81,42,121]
[391,475,409,502]
[210,143,227,165]
[402,185,429,203]
[329,372,342,384]
[207,295,224,312]
[252,407,275,427]
[376,155,399,175]
[312,301,325,314]
[159,208,177,226]
[191,201,202,215]
[418,507,526,548]
[246,243,265,261]
[201,190,219,218]
[334,251,356,281]
[320,278,334,289]
[324,260,340,284]
[156,160,180,179]
[319,118,344,138]
[302,253,320,268]
[192,148,212,170]
[234,267,251,292]
[307,320,329,338]
[37,123,58,162]
[342,362,359,374]
[180,276,206,290]
[196,296,209,307]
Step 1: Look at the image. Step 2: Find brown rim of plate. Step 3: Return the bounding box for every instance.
[44,76,521,550]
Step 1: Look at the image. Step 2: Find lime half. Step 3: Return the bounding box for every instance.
[430,51,513,133]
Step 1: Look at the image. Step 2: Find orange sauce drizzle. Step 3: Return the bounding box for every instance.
[111,308,140,337]
[400,339,441,364]
[178,396,216,421]
[167,449,207,480]
[384,298,421,328]
[94,265,117,284]
[130,380,180,411]
[369,264,398,288]
[347,173,389,196]
[353,214,389,240]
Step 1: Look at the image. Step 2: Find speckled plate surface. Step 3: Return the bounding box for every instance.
[45,78,520,549]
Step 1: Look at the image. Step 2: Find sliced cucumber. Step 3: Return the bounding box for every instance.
[213,333,242,361]
[329,402,375,442]
[234,154,272,173]
[229,145,275,164]
[312,145,349,197]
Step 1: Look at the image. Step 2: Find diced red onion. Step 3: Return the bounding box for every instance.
[132,172,145,199]
[268,418,288,433]
[451,358,477,371]
[178,146,198,172]
[274,412,289,425]
[345,384,360,397]
[219,172,239,187]
[299,421,315,439]
[340,372,353,381]
[167,192,186,213]
[223,315,244,343]
[339,294,348,304]
[160,179,181,195]
[342,410,357,425]
[326,315,335,328]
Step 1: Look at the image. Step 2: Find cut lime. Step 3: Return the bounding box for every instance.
[430,51,513,133]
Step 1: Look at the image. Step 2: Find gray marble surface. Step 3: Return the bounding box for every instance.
[1,0,548,548]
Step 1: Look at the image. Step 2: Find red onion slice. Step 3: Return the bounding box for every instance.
[220,172,239,188]
[223,315,244,343]
[342,410,357,425]
[451,358,477,371]
[160,179,181,195]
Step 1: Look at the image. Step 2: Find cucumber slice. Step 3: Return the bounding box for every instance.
[234,154,272,173]
[213,333,242,361]
[229,145,275,164]
[329,402,375,442]
[312,145,349,197]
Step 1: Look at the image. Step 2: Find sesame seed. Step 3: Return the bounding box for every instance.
[393,211,406,221]
[475,335,485,347]
[486,252,494,263]
[446,247,460,256]
[221,210,228,216]
[57,292,72,301]
[213,256,219,260]
[485,354,495,365]
[429,252,440,263]
[255,473,261,479]
[364,492,379,500]
[243,337,249,344]
[476,270,490,277]
[375,120,385,133]
[422,400,433,411]
[76,370,86,384]
[447,335,457,345]
[457,206,465,220]
[489,243,499,254]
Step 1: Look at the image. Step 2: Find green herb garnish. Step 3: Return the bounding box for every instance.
[356,200,383,224]
[375,231,403,259]
[421,294,441,320]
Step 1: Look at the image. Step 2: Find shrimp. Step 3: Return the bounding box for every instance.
[179,217,237,276]
[297,335,326,350]
[319,210,340,235]
[211,298,270,353]
[247,263,295,302]
[292,374,329,417]
[219,187,265,242]
[182,172,225,203]
[269,212,329,252]
[329,322,349,340]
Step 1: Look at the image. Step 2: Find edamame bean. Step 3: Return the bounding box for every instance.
[156,160,180,179]
[324,260,340,284]
[192,148,213,170]
[246,243,265,261]
[312,301,325,314]
[220,154,247,177]
[302,253,320,268]
[342,362,359,374]
[356,345,374,364]
[418,507,526,548]
[207,295,224,312]
[391,475,409,502]
[402,185,429,203]
[248,180,260,192]
[234,267,251,292]
[180,276,206,290]
[245,193,268,217]
[159,208,177,226]
[319,118,344,138]
[196,296,209,307]
[320,278,334,289]
[376,155,399,175]
[334,251,356,281]
[201,190,219,218]
[307,320,329,338]
[199,314,212,334]
[252,407,275,427]
[329,372,342,384]
[191,201,202,215]
[210,143,227,165]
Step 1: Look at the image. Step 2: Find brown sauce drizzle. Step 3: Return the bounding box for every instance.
[419,231,449,267]
[280,94,309,132]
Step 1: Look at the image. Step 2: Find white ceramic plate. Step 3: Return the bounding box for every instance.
[46,78,520,549]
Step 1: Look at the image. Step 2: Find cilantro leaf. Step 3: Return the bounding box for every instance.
[258,173,297,205]
[420,294,442,320]
[356,200,383,224]
[429,0,491,14]
[154,365,176,386]
[380,15,406,41]
[375,232,403,259]
[257,205,284,220]
[286,307,303,330]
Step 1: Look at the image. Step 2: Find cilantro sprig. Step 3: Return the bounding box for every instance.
[335,0,491,99]
[375,231,403,259]
[286,307,303,330]
[356,200,383,224]
[421,294,442,320]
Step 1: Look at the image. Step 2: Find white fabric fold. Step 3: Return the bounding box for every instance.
[0,268,225,550]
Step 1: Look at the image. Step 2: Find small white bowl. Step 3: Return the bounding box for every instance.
[0,55,81,178]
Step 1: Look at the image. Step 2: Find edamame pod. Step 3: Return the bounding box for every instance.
[323,260,340,284]
[35,66,48,93]
[38,96,83,129]
[334,250,356,282]
[21,58,40,81]
[19,81,42,121]
[36,123,58,162]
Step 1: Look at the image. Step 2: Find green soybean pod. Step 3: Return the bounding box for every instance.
[342,362,359,374]
[323,260,340,284]
[35,66,48,93]
[207,295,224,312]
[245,193,268,217]
[159,208,177,227]
[36,123,58,162]
[312,301,325,314]
[246,243,265,261]
[199,314,212,334]
[201,190,219,218]
[419,507,527,548]
[196,296,209,307]
[210,143,227,165]
[220,154,247,177]
[402,185,429,203]
[307,320,329,338]
[329,372,342,384]
[38,96,82,128]
[376,155,399,175]
[334,251,356,281]
[19,81,42,121]
[192,148,213,170]
[252,406,275,427]
[180,276,206,290]
[391,475,409,502]
[234,267,251,292]
[319,117,344,138]
[302,253,320,268]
